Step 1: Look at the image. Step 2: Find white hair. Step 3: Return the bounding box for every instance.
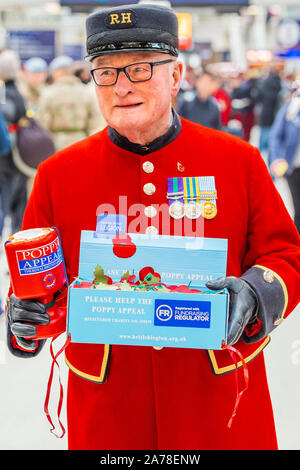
[0,50,21,81]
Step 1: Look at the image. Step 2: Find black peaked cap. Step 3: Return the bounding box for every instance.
[85,3,179,61]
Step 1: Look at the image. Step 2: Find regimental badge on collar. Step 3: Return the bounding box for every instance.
[167,176,218,220]
[177,162,185,172]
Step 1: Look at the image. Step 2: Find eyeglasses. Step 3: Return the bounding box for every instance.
[91,59,175,86]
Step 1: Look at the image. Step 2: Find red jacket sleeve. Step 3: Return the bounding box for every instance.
[241,147,300,342]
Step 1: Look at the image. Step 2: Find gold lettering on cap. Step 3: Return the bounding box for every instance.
[110,13,120,25]
[109,12,132,25]
[121,12,132,23]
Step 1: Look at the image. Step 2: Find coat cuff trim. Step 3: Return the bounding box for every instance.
[65,344,111,383]
[252,264,288,320]
[207,336,270,375]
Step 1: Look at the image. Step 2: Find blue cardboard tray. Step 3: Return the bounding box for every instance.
[67,232,229,350]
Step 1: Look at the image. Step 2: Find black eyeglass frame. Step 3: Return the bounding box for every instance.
[90,59,175,86]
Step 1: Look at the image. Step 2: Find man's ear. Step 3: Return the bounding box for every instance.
[171,60,183,98]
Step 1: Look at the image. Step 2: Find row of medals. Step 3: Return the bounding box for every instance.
[169,199,217,220]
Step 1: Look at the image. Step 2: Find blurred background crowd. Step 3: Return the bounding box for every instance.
[0,0,300,317]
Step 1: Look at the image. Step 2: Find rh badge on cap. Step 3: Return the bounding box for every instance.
[105,10,137,29]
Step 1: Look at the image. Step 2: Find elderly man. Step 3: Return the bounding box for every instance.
[6,4,300,450]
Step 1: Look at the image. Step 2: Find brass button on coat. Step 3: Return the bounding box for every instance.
[144,206,157,218]
[145,226,158,235]
[142,161,154,173]
[143,183,156,195]
[263,270,275,283]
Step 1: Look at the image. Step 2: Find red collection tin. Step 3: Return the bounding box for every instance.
[5,227,67,301]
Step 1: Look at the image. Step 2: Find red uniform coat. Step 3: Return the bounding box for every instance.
[22,118,300,450]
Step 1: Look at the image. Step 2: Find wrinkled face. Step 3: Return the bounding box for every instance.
[91,51,182,137]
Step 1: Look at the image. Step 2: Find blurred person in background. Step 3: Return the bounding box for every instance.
[73,60,92,84]
[180,64,196,94]
[213,75,244,138]
[178,70,221,130]
[256,64,282,156]
[0,107,10,315]
[176,64,196,107]
[0,106,11,237]
[268,81,300,233]
[280,72,297,104]
[0,50,28,234]
[212,74,232,128]
[18,57,48,113]
[231,68,260,142]
[38,55,106,151]
[73,59,107,129]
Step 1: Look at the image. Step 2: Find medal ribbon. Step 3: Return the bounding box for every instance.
[183,177,200,205]
[167,177,184,206]
[197,176,217,208]
[195,177,200,205]
[221,342,249,429]
[168,177,216,207]
[183,177,189,206]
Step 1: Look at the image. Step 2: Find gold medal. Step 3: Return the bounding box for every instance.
[184,201,201,219]
[201,201,217,219]
[169,201,184,219]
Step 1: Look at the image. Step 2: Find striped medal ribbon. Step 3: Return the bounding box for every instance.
[197,176,218,220]
[167,177,185,219]
[183,177,202,219]
[167,176,218,220]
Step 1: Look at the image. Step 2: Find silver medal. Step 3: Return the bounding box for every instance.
[169,201,185,219]
[184,201,202,219]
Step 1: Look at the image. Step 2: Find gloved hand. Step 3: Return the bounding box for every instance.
[6,289,67,356]
[206,276,258,345]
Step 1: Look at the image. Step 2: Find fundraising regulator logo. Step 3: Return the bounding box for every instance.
[154,299,211,328]
[156,304,173,322]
